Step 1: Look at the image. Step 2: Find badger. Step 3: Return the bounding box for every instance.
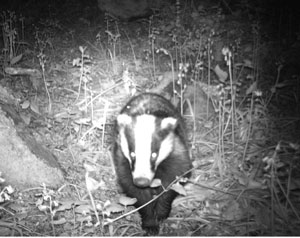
[112,93,192,235]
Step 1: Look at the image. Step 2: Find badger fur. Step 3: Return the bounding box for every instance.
[113,93,192,235]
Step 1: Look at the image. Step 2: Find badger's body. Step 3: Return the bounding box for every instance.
[112,93,192,235]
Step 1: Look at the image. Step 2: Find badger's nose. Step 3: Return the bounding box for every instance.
[133,177,151,187]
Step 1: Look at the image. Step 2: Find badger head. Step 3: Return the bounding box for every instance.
[117,114,177,187]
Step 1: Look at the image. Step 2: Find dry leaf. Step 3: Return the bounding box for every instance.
[171,183,187,196]
[74,204,92,215]
[247,179,263,189]
[38,204,48,212]
[118,196,137,206]
[10,54,23,65]
[246,81,257,95]
[150,178,162,188]
[56,200,76,211]
[83,163,97,172]
[51,217,67,225]
[21,100,30,109]
[105,202,125,214]
[30,100,40,114]
[85,175,102,191]
[214,64,228,82]
[20,112,31,125]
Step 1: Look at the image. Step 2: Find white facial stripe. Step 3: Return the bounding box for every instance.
[161,117,177,130]
[117,114,132,126]
[155,117,176,168]
[155,132,174,168]
[119,127,131,164]
[132,115,156,181]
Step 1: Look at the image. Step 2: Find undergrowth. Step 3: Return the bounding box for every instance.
[0,0,299,236]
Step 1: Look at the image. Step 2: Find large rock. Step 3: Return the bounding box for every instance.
[0,105,65,189]
[98,0,162,20]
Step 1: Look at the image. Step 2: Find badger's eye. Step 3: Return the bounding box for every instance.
[130,152,136,163]
[151,152,158,159]
[151,152,158,163]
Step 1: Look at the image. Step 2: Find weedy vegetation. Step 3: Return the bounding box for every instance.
[0,0,299,236]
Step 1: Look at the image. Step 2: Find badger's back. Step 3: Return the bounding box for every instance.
[120,93,178,117]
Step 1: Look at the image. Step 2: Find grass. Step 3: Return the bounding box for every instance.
[0,0,299,236]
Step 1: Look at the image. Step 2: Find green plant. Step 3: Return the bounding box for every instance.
[104,14,121,74]
[0,173,14,203]
[1,11,24,66]
[72,46,92,104]
[37,50,52,113]
[35,184,60,236]
[262,141,300,234]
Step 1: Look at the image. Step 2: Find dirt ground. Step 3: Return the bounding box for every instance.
[0,0,299,236]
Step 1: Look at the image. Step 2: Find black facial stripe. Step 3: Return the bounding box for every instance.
[151,110,172,118]
[149,118,170,166]
[131,155,136,171]
[123,122,137,171]
[150,133,160,171]
[156,116,176,137]
[159,128,172,139]
[124,127,135,151]
[150,159,155,171]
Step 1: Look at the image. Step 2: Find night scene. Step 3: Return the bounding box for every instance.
[0,0,299,236]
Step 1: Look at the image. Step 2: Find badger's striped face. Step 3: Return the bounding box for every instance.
[117,114,177,187]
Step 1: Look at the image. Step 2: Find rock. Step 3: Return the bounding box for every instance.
[0,105,65,189]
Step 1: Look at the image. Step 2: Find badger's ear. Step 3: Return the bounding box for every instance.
[117,114,132,126]
[161,117,177,130]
